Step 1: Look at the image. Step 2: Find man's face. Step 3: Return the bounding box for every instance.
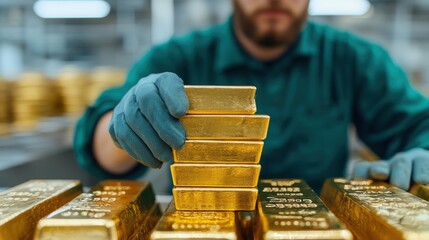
[234,0,309,47]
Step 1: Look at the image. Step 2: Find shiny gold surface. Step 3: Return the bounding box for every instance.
[184,85,256,115]
[130,203,162,240]
[180,115,270,140]
[35,180,156,240]
[321,178,429,240]
[173,187,258,211]
[410,183,429,202]
[0,180,82,240]
[171,163,261,187]
[173,140,263,164]
[257,179,352,240]
[150,201,239,239]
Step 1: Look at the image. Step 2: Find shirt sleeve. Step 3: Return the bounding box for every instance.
[73,41,188,179]
[352,41,429,159]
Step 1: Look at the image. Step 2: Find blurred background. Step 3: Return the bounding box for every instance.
[0,0,428,192]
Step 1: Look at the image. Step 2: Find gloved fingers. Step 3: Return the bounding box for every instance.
[135,83,186,150]
[351,161,372,179]
[124,94,173,163]
[154,72,189,118]
[113,113,163,169]
[369,161,390,180]
[389,155,412,190]
[412,156,429,184]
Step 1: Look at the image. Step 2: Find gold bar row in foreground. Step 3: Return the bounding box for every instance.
[3,179,429,239]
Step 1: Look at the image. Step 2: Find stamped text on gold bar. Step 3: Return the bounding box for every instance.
[173,140,263,164]
[0,180,82,240]
[257,179,352,240]
[185,85,256,115]
[35,180,156,240]
[173,187,258,211]
[180,115,270,140]
[151,201,239,239]
[321,178,429,240]
[171,163,261,187]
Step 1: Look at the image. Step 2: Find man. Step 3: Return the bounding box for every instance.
[74,0,429,192]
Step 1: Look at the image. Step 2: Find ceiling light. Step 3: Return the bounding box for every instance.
[33,0,111,19]
[310,0,371,16]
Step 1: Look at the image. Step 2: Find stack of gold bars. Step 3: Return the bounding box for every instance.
[171,86,270,211]
[56,67,90,116]
[12,72,57,131]
[87,67,125,105]
[0,78,9,135]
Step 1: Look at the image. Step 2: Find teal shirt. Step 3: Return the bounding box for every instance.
[74,18,429,191]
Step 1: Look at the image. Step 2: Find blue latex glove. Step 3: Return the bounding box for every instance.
[109,72,188,168]
[351,148,429,190]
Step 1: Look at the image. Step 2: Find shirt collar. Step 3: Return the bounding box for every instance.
[215,16,318,73]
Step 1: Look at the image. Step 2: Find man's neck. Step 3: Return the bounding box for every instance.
[233,19,289,62]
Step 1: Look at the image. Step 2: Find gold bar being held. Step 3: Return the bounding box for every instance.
[130,203,162,240]
[173,187,258,211]
[321,178,429,240]
[0,180,82,240]
[150,201,239,239]
[171,163,261,187]
[35,180,156,240]
[256,179,352,240]
[410,183,429,202]
[185,85,257,115]
[180,115,270,140]
[173,140,263,164]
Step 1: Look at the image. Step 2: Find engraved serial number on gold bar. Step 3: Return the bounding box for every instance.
[257,179,352,240]
[173,187,258,211]
[185,85,256,115]
[150,201,239,239]
[321,178,429,240]
[35,180,156,240]
[171,163,261,187]
[0,180,82,240]
[180,115,270,140]
[173,140,263,164]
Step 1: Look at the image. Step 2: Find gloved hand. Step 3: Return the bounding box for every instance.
[109,72,188,168]
[351,148,429,190]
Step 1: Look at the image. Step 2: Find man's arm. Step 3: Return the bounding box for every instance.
[93,111,137,175]
[74,40,188,178]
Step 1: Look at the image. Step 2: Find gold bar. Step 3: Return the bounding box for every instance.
[130,204,162,240]
[321,178,429,240]
[150,201,239,239]
[180,115,270,140]
[173,187,258,211]
[0,180,82,240]
[35,180,156,240]
[256,179,352,240]
[184,85,256,115]
[173,140,263,164]
[171,163,261,187]
[410,183,429,202]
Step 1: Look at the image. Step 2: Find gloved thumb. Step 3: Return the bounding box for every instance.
[351,161,372,179]
[368,161,390,180]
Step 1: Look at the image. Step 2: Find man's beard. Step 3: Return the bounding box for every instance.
[234,1,308,48]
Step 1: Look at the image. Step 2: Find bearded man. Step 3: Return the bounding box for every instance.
[74,0,429,192]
